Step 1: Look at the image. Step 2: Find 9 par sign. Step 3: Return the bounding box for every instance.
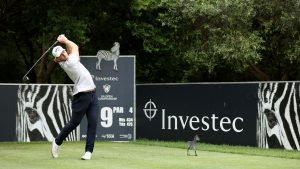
[80,55,135,141]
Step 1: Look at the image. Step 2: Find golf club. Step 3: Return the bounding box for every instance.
[22,41,58,83]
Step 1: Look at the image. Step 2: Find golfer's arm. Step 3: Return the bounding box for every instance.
[64,39,79,56]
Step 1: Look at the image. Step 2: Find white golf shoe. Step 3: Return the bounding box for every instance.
[51,140,60,158]
[81,151,92,160]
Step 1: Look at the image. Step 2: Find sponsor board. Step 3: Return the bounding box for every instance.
[136,83,257,146]
[80,56,135,141]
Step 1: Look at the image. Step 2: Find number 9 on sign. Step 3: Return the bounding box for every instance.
[100,107,113,128]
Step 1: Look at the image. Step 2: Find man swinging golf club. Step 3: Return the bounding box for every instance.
[51,34,99,160]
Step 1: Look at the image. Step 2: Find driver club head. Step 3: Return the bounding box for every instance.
[22,76,30,83]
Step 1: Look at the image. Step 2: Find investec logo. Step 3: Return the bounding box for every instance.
[143,99,157,121]
[143,99,244,132]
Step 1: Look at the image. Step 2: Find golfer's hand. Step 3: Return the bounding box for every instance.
[57,34,68,43]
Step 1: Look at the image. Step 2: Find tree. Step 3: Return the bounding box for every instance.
[2,0,300,83]
[0,0,90,83]
[252,0,300,80]
[129,0,263,82]
[129,0,300,82]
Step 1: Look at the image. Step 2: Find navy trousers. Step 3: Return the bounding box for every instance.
[55,91,99,153]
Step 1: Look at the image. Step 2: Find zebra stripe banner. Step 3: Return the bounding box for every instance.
[0,84,77,142]
[16,85,76,142]
[257,82,300,150]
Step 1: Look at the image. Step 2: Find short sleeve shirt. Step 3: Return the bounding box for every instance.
[58,54,95,95]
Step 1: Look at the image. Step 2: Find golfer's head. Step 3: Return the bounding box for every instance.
[52,46,65,58]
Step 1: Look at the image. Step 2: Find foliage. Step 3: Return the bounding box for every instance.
[253,0,300,80]
[129,0,300,82]
[2,0,300,82]
[0,0,90,83]
[129,0,263,82]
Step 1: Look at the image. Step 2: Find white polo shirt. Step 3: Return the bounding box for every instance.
[58,54,96,95]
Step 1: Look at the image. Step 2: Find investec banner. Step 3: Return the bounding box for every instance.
[136,82,300,149]
[80,56,135,141]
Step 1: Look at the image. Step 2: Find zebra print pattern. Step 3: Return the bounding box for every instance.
[96,42,120,71]
[257,82,300,150]
[16,85,78,142]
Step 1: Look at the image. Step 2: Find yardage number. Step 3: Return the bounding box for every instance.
[100,107,113,128]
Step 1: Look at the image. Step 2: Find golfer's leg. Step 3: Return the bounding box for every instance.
[55,93,90,145]
[85,93,99,153]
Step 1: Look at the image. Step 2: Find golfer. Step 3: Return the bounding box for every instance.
[51,34,99,160]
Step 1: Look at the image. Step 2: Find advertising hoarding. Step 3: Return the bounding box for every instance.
[80,56,135,141]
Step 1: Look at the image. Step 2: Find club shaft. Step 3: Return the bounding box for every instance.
[22,41,58,80]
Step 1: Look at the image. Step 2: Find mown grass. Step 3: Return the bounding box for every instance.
[134,139,300,160]
[0,140,299,169]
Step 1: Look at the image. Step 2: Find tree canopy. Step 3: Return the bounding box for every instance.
[1,0,300,83]
[129,0,300,82]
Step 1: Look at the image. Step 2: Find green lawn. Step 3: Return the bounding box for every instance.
[0,140,299,169]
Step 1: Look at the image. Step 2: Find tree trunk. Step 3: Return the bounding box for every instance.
[37,60,57,83]
[248,63,270,81]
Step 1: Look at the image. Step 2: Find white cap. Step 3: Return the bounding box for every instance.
[52,46,65,57]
